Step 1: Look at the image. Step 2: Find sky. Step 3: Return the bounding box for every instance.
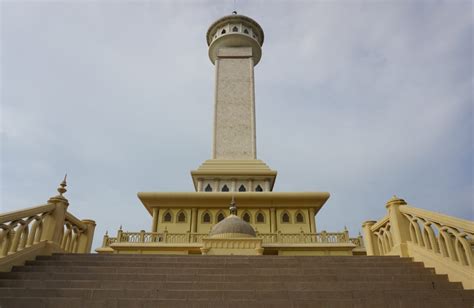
[1,0,472,250]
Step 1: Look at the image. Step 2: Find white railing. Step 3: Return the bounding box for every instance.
[101,229,362,247]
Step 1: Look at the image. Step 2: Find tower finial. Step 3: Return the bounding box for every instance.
[229,195,237,215]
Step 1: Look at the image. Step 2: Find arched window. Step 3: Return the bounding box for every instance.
[232,26,238,32]
[244,29,249,34]
[163,211,172,222]
[177,211,186,223]
[239,185,246,192]
[242,212,251,223]
[256,212,265,223]
[221,29,226,34]
[281,212,290,223]
[221,185,229,192]
[217,212,225,222]
[255,185,263,192]
[202,212,212,223]
[205,184,212,192]
[296,212,304,223]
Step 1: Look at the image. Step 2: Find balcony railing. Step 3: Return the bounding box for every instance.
[100,229,363,247]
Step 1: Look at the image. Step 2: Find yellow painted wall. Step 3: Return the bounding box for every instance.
[155,207,312,234]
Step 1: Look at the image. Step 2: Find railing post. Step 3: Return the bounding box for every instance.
[362,220,377,255]
[386,196,410,257]
[102,231,110,247]
[139,230,145,242]
[41,179,69,246]
[116,226,123,243]
[76,219,96,253]
[343,226,349,242]
[151,208,159,232]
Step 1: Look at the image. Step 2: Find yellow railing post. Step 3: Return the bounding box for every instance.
[362,220,377,255]
[40,178,69,246]
[385,196,411,257]
[77,219,96,253]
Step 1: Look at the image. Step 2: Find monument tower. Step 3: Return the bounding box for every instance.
[191,13,277,193]
[97,13,357,256]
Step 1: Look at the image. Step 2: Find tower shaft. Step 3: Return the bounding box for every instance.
[213,47,256,160]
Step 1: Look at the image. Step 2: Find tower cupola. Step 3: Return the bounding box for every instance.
[206,13,264,65]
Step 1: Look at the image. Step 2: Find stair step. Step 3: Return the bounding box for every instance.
[26,259,422,268]
[0,271,450,282]
[0,279,462,290]
[0,288,472,299]
[0,297,472,308]
[12,265,434,276]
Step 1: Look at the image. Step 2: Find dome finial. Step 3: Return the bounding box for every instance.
[229,195,237,215]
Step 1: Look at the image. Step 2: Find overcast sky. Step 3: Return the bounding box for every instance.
[1,0,472,250]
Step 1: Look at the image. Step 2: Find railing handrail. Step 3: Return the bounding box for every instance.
[370,215,389,232]
[64,212,86,231]
[400,205,474,233]
[0,204,55,225]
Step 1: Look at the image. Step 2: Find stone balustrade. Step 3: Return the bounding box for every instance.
[0,177,96,271]
[363,196,474,289]
[100,229,362,247]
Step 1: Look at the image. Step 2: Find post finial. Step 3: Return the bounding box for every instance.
[57,174,67,196]
[229,195,237,215]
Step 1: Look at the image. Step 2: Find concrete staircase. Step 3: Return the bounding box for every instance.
[0,254,472,307]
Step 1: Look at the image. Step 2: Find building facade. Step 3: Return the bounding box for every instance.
[97,13,362,256]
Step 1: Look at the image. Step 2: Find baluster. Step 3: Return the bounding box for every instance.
[0,229,11,257]
[18,226,29,250]
[27,218,40,247]
[453,233,472,266]
[424,222,439,253]
[9,222,25,255]
[440,227,457,262]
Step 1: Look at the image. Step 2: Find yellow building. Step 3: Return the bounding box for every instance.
[96,13,362,256]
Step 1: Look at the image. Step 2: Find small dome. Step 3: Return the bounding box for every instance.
[209,214,256,238]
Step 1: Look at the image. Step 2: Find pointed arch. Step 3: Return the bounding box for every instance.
[255,185,263,192]
[201,211,212,224]
[232,26,238,32]
[281,211,290,224]
[221,185,229,192]
[162,210,173,223]
[205,184,212,192]
[295,211,305,223]
[221,29,226,34]
[239,185,246,192]
[216,211,226,222]
[242,211,251,223]
[244,28,249,34]
[256,211,265,224]
[176,210,187,223]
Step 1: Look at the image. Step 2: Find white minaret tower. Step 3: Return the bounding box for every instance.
[207,13,264,160]
[192,13,277,193]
